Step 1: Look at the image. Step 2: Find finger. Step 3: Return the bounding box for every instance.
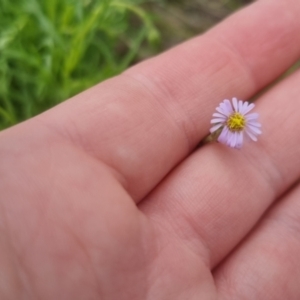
[215,182,300,300]
[40,0,300,201]
[140,69,300,268]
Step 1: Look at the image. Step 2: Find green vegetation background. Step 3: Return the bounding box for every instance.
[0,0,252,130]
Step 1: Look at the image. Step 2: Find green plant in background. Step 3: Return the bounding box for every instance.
[0,0,159,129]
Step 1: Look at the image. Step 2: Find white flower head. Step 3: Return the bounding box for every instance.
[210,97,261,149]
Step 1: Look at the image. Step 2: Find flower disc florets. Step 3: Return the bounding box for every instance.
[226,112,245,132]
[210,97,261,149]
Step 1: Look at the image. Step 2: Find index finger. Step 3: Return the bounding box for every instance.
[39,0,300,201]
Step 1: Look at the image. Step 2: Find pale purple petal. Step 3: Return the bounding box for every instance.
[218,126,229,144]
[247,124,262,135]
[238,100,243,113]
[211,118,226,124]
[247,120,261,127]
[236,132,243,149]
[243,103,255,115]
[245,129,258,141]
[232,97,238,112]
[218,102,231,117]
[210,123,223,133]
[230,132,237,148]
[227,131,236,148]
[223,99,234,115]
[245,113,259,121]
[213,112,227,119]
[216,106,228,116]
[240,101,249,114]
[226,131,233,147]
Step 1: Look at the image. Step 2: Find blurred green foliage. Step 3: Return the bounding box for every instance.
[0,0,159,129]
[0,0,254,130]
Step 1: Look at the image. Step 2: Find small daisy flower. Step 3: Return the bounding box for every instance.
[210,97,261,149]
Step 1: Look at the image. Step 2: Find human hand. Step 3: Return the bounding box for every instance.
[1,0,300,299]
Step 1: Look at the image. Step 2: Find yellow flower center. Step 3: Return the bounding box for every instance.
[227,112,246,132]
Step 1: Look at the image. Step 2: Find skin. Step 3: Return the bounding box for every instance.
[1,0,300,299]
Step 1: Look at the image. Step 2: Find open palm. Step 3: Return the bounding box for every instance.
[1,0,300,299]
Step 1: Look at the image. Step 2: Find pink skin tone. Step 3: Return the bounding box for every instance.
[2,0,300,299]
